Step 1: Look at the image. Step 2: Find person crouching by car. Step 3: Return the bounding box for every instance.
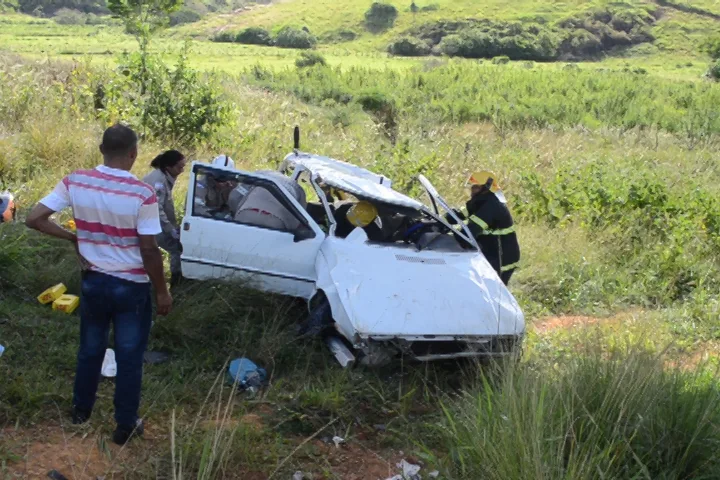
[143,150,187,287]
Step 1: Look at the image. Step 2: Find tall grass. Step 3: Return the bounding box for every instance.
[432,342,720,479]
[245,61,720,138]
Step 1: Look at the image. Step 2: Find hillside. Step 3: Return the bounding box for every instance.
[2,0,720,478]
[1,0,720,77]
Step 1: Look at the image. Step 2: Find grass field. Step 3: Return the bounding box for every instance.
[2,0,720,478]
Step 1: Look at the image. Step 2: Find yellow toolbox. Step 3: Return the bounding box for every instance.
[53,295,80,314]
[37,283,67,305]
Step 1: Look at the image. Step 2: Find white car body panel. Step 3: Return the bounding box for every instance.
[316,229,524,340]
[182,153,525,362]
[181,164,324,298]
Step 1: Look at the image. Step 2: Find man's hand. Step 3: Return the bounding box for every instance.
[155,290,173,316]
[71,235,92,270]
[139,234,172,317]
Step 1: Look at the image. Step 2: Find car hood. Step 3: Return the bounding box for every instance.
[318,232,524,339]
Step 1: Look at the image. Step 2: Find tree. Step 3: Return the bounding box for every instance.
[107,0,183,94]
[108,0,183,52]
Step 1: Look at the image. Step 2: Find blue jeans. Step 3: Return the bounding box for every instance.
[73,271,152,426]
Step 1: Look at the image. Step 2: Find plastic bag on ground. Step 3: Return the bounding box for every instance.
[227,358,267,391]
[101,348,117,377]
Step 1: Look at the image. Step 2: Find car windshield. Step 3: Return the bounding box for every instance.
[293,175,471,253]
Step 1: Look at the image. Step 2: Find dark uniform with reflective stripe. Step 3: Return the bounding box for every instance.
[452,192,520,285]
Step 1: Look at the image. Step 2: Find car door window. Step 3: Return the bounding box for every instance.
[192,166,314,237]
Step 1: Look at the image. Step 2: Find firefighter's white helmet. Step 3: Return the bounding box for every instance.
[212,155,235,170]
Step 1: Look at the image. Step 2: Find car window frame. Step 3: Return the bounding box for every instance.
[191,163,317,238]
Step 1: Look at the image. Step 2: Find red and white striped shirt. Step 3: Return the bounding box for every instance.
[41,165,162,283]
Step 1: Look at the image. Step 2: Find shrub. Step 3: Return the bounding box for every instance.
[323,28,358,43]
[295,51,326,68]
[235,26,272,45]
[388,37,431,56]
[701,35,720,59]
[364,2,398,32]
[492,55,510,64]
[53,8,86,25]
[708,60,720,81]
[100,49,230,145]
[421,3,438,12]
[212,31,236,43]
[274,26,317,49]
[169,8,202,26]
[436,24,559,61]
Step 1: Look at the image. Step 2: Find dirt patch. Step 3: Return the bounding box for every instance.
[533,315,602,334]
[667,341,720,371]
[2,424,164,479]
[299,439,407,480]
[533,311,642,335]
[3,426,115,480]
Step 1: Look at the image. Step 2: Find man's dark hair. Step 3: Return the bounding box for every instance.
[151,150,185,171]
[101,124,138,158]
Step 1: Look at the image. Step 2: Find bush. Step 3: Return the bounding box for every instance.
[708,60,720,81]
[100,49,230,145]
[435,24,559,61]
[53,8,86,25]
[492,55,510,64]
[274,26,317,49]
[212,31,236,43]
[364,2,398,33]
[701,35,720,59]
[235,26,272,46]
[388,37,431,56]
[295,51,326,68]
[323,28,358,43]
[169,8,202,26]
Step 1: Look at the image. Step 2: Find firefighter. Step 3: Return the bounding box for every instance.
[451,172,520,285]
[204,155,238,212]
[143,150,187,287]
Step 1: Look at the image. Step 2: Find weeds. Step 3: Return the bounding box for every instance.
[431,342,720,479]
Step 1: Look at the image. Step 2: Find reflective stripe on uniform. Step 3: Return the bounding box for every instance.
[501,262,520,272]
[467,215,516,236]
[479,225,516,236]
[468,215,490,230]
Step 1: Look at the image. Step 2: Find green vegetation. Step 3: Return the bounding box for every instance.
[392,5,657,61]
[2,0,720,477]
[434,344,720,479]
[246,62,720,137]
[364,2,399,33]
[273,25,317,49]
[295,51,326,68]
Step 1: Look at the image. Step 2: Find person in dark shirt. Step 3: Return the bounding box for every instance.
[450,172,520,285]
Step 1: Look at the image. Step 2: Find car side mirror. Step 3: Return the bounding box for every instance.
[293,227,315,243]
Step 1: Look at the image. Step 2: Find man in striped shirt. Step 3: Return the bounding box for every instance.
[26,124,172,445]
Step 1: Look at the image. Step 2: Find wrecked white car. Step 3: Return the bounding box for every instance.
[180,149,524,366]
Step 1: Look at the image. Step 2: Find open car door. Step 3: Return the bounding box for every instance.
[180,162,325,299]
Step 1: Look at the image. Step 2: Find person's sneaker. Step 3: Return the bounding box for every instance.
[112,419,144,445]
[71,406,92,425]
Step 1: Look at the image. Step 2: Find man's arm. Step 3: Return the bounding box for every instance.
[25,204,76,242]
[138,234,172,316]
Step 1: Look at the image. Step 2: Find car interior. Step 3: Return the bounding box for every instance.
[193,165,469,252]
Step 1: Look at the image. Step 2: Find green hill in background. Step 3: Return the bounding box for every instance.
[1,0,719,78]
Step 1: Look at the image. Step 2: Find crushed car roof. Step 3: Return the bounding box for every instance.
[281,152,426,211]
